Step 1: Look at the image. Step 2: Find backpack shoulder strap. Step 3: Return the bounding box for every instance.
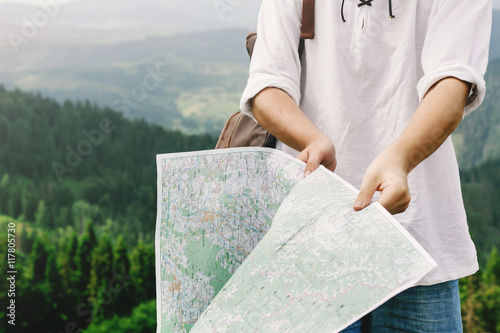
[300,0,315,39]
[246,0,315,59]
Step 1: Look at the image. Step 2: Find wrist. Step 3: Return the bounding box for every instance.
[385,141,413,174]
[293,128,329,152]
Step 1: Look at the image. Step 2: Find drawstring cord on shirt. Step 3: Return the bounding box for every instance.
[341,0,395,23]
[388,0,395,18]
[341,0,346,22]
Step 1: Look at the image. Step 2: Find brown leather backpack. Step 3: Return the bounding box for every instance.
[215,0,315,149]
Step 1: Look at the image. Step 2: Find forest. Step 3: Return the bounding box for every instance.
[0,86,499,332]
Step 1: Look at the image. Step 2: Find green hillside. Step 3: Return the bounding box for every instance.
[0,86,217,332]
[461,160,500,265]
[0,28,251,134]
[0,85,217,246]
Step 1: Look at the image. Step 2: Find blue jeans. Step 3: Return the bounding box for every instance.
[341,280,462,332]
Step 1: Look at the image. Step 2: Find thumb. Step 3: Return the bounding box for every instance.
[303,152,322,177]
[296,149,308,164]
[296,149,321,178]
[354,176,378,211]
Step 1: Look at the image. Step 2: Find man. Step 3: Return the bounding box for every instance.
[240,0,492,331]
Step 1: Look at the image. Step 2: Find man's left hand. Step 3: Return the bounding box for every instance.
[353,144,411,215]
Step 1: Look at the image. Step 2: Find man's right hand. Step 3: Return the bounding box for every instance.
[253,87,337,178]
[296,133,337,177]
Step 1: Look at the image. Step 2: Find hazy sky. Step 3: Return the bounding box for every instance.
[0,0,82,3]
[0,0,498,39]
[0,0,499,7]
[0,0,260,33]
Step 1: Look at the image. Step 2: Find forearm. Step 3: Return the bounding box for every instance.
[355,77,471,214]
[252,87,336,174]
[252,87,327,151]
[391,77,470,173]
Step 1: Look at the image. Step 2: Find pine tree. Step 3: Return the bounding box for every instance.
[461,248,500,332]
[460,274,483,332]
[130,241,156,303]
[78,220,98,300]
[68,231,80,272]
[0,173,10,214]
[60,231,80,294]
[483,247,500,286]
[89,233,114,321]
[45,250,66,330]
[20,182,38,222]
[109,235,133,317]
[34,200,50,228]
[72,200,93,235]
[476,247,500,331]
[19,234,52,332]
[113,236,130,278]
[8,186,22,219]
[474,283,500,333]
[30,234,50,284]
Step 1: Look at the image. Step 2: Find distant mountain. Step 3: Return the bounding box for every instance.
[0,27,252,134]
[0,9,499,141]
[0,0,260,134]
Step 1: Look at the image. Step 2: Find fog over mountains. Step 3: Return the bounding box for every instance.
[0,1,499,136]
[0,0,260,35]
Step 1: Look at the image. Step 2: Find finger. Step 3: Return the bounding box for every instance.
[296,150,313,177]
[296,150,308,164]
[324,158,337,173]
[303,152,322,177]
[377,185,410,215]
[354,175,378,211]
[377,186,397,213]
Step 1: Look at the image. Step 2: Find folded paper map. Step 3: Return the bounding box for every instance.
[155,148,436,333]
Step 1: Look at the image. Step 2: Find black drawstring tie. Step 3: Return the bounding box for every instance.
[358,0,373,6]
[341,0,346,22]
[388,0,395,18]
[341,0,395,23]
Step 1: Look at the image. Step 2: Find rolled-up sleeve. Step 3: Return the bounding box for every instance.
[417,0,492,116]
[239,0,302,120]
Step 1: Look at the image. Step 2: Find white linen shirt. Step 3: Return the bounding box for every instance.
[240,0,492,285]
